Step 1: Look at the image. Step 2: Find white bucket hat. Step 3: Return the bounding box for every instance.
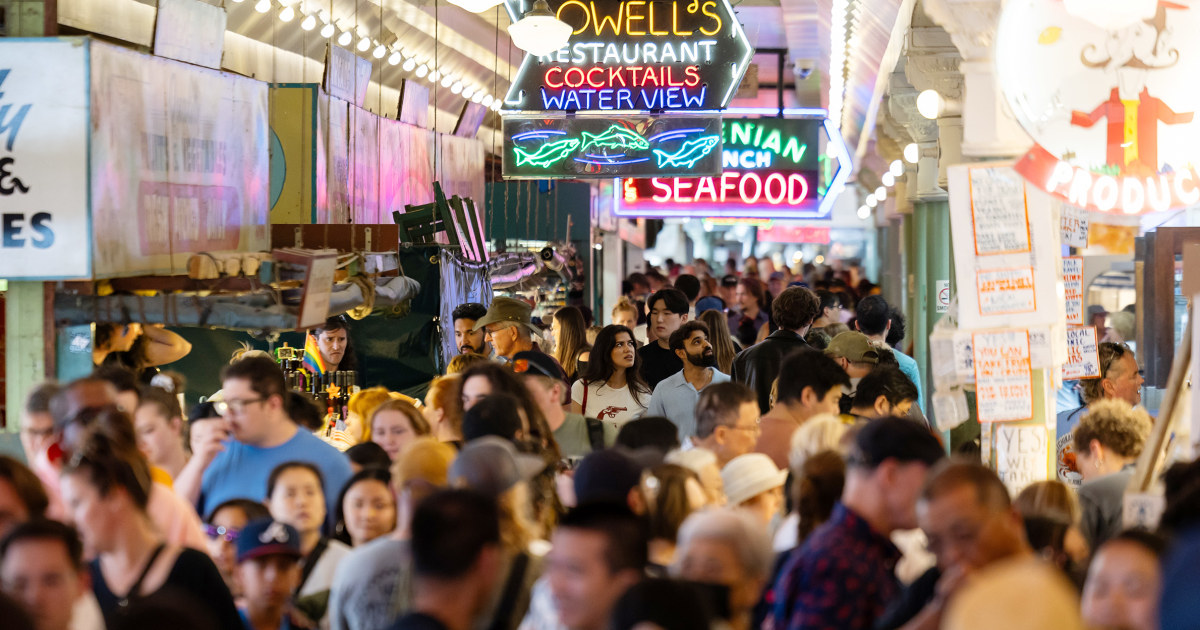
[720,453,788,507]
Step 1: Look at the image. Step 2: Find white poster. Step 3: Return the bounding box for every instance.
[1063,256,1084,325]
[973,329,1034,422]
[994,423,1050,497]
[1064,326,1102,380]
[0,39,91,279]
[153,0,226,70]
[1060,202,1089,248]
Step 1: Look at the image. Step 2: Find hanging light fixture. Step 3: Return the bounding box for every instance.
[357,36,372,52]
[447,0,505,12]
[254,0,272,13]
[508,0,572,56]
[337,30,353,46]
[300,13,316,29]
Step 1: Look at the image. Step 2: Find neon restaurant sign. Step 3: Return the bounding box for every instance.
[997,0,1200,215]
[502,114,724,178]
[501,0,753,112]
[615,117,845,219]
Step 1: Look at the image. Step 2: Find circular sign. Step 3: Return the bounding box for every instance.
[997,0,1200,214]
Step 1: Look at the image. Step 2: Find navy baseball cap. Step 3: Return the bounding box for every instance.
[236,519,303,564]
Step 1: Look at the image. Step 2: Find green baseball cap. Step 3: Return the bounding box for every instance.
[825,331,880,364]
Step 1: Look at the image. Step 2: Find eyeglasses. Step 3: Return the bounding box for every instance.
[213,397,266,416]
[204,524,241,543]
[727,418,761,433]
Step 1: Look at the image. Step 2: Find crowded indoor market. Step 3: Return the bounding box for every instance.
[0,0,1199,628]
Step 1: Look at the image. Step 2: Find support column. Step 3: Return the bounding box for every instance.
[4,283,53,446]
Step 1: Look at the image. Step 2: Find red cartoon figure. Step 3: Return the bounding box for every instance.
[1071,2,1193,176]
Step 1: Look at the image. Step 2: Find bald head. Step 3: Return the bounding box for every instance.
[921,459,1012,512]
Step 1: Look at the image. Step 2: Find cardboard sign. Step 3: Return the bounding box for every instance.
[1063,256,1084,325]
[1060,202,1089,248]
[973,329,1034,422]
[0,38,91,280]
[1064,326,1102,380]
[994,424,1050,496]
[969,166,1032,255]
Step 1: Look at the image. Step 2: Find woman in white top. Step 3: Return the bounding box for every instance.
[570,325,649,427]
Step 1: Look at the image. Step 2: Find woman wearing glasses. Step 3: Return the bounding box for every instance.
[202,498,270,598]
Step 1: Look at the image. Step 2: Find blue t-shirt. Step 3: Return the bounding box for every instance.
[198,429,352,523]
[893,351,925,413]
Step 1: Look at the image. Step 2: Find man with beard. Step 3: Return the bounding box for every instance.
[452,303,491,356]
[310,317,356,373]
[645,321,730,441]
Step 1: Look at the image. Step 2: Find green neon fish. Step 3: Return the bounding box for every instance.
[580,126,649,151]
[513,138,581,168]
[653,136,720,169]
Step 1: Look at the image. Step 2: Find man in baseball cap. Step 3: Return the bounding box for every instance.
[513,350,615,459]
[236,518,304,629]
[472,297,540,361]
[826,331,883,412]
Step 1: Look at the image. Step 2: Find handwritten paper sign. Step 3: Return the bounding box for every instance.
[152,0,226,69]
[1063,326,1101,380]
[1063,256,1084,325]
[977,267,1037,315]
[1061,202,1090,248]
[994,424,1049,496]
[324,44,371,107]
[953,332,976,384]
[970,167,1031,255]
[973,330,1034,422]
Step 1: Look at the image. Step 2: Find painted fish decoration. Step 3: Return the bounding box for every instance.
[580,126,649,151]
[653,135,720,169]
[513,138,581,168]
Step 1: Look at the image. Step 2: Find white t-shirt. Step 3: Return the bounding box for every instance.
[571,380,647,427]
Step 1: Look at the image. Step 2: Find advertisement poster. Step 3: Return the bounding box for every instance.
[1063,256,1084,325]
[0,38,91,279]
[89,41,269,277]
[973,329,1034,422]
[995,424,1050,496]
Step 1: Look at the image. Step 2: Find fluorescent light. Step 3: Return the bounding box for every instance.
[904,143,919,164]
[508,0,572,56]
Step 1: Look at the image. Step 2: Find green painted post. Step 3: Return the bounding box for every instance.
[4,282,49,450]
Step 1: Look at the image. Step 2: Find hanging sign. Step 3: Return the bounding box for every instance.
[502,0,753,112]
[616,117,824,218]
[502,113,722,179]
[997,0,1200,215]
[973,329,1034,423]
[1062,256,1084,325]
[1063,326,1102,380]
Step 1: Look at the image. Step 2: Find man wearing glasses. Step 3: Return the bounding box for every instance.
[1055,342,1145,488]
[197,355,352,525]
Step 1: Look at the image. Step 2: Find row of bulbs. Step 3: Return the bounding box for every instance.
[857,158,906,220]
[230,0,505,111]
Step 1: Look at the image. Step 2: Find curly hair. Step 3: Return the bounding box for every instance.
[1072,399,1153,458]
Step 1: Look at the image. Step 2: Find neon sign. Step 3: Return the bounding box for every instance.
[996,0,1200,214]
[503,114,723,179]
[501,0,752,112]
[618,117,834,219]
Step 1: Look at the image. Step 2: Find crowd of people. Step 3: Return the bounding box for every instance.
[0,256,1195,630]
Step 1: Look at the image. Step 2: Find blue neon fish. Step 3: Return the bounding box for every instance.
[652,135,720,169]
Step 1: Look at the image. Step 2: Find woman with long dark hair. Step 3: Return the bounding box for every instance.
[570,325,649,427]
[698,309,740,373]
[552,306,592,382]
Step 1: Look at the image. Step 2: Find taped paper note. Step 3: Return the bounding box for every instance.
[973,330,1034,422]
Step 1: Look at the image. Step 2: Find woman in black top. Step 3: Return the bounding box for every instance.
[59,412,241,628]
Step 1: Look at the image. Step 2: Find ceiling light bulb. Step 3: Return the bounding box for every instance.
[300,13,316,29]
[403,58,417,72]
[357,36,371,52]
[881,172,895,187]
[904,143,919,164]
[462,86,476,98]
[865,195,878,208]
[875,187,887,201]
[429,69,441,81]
[372,44,386,59]
[451,82,463,94]
[337,30,353,46]
[254,0,271,13]
[279,6,295,21]
[415,64,429,78]
[857,206,871,219]
[441,75,454,88]
[473,91,486,104]
[321,22,335,38]
[508,0,573,56]
[916,89,942,120]
[388,51,403,65]
[231,0,245,3]
[490,100,502,111]
[889,159,904,177]
[482,94,495,107]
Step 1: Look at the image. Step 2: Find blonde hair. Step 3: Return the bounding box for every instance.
[1073,399,1153,458]
[612,296,639,320]
[349,387,394,442]
[1014,480,1081,525]
[447,353,489,375]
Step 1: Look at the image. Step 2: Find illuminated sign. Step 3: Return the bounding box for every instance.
[997,0,1200,215]
[503,114,723,179]
[501,0,753,112]
[617,117,839,218]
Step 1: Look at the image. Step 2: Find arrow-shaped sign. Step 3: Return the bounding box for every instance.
[501,0,754,112]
